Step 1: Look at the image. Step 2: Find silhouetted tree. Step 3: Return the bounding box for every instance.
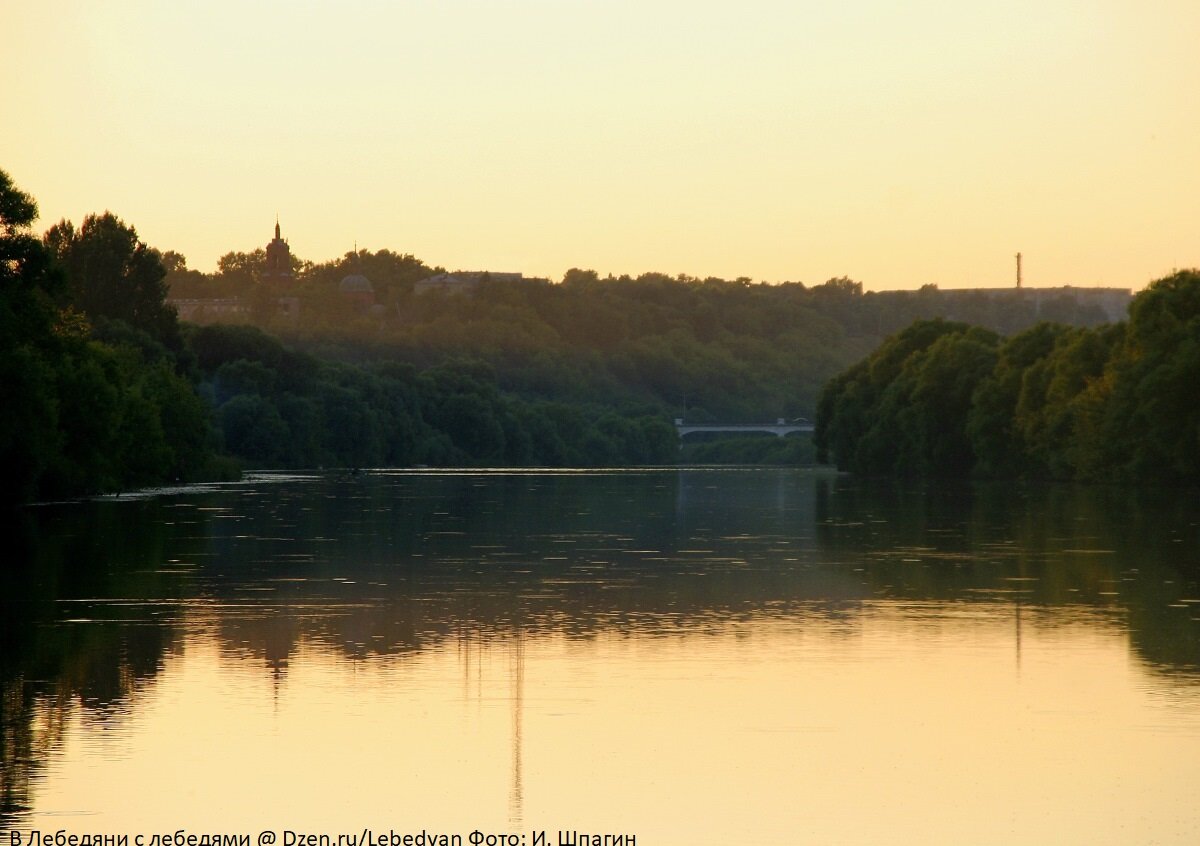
[44,212,183,354]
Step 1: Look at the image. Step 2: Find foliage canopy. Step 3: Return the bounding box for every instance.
[816,270,1200,484]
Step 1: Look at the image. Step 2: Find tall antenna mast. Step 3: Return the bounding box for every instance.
[1016,252,1023,289]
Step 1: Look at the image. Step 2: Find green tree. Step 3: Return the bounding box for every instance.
[1100,270,1200,482]
[44,212,183,354]
[187,323,297,374]
[561,267,600,286]
[897,327,999,475]
[967,322,1071,477]
[219,395,289,464]
[315,379,384,468]
[142,359,214,481]
[1,173,220,503]
[816,319,969,472]
[162,251,216,299]
[43,343,123,493]
[0,172,62,343]
[216,248,267,284]
[0,170,67,503]
[0,345,61,504]
[1012,325,1120,478]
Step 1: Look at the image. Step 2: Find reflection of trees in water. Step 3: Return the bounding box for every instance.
[197,471,863,671]
[199,470,881,667]
[3,471,1199,824]
[1,623,182,824]
[814,476,1200,674]
[0,503,192,826]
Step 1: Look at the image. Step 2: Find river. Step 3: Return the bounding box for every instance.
[2,469,1199,844]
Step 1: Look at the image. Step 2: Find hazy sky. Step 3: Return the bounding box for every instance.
[4,1,1198,290]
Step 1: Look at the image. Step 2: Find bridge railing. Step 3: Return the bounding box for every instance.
[673,420,814,438]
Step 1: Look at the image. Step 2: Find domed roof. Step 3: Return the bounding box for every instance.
[339,273,373,293]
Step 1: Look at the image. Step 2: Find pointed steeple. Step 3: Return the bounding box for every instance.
[263,215,294,285]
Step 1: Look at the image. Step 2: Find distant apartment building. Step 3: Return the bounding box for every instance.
[961,286,1133,322]
[169,297,248,321]
[414,271,524,296]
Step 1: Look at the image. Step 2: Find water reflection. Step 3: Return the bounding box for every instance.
[2,470,1199,838]
[813,476,1200,674]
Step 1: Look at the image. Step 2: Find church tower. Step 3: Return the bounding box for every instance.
[261,218,294,287]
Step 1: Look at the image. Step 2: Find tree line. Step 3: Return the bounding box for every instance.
[1,165,1142,505]
[190,323,677,470]
[0,171,676,506]
[1,173,219,505]
[167,243,1117,424]
[814,269,1200,484]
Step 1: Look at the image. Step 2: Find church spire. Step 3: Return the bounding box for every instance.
[263,215,294,286]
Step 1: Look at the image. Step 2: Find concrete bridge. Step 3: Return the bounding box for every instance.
[674,418,814,438]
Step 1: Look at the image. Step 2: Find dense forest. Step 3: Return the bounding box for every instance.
[815,269,1200,484]
[167,242,1118,423]
[187,322,676,470]
[1,172,220,506]
[0,172,681,506]
[1,167,1144,506]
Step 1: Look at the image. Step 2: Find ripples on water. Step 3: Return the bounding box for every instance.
[2,470,1199,844]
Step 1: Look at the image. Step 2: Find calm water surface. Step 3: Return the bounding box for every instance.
[2,469,1199,844]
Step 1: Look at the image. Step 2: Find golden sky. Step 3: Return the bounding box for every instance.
[3,0,1198,290]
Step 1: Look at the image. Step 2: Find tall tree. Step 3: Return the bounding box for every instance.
[0,170,62,343]
[0,170,67,503]
[1101,270,1200,481]
[44,212,183,353]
